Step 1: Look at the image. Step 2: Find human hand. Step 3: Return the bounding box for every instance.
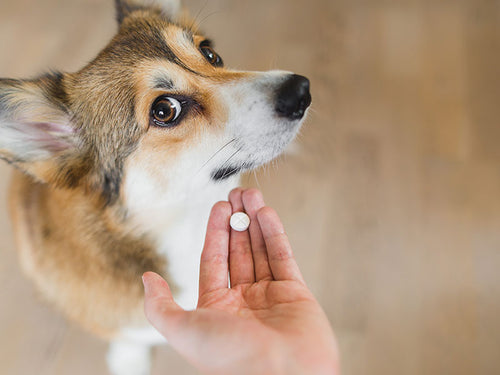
[142,189,339,375]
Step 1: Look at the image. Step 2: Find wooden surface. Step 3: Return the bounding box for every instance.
[1,0,499,374]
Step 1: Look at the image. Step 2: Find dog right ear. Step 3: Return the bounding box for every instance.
[0,75,80,184]
[115,0,181,24]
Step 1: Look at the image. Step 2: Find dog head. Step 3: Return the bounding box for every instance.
[0,0,311,208]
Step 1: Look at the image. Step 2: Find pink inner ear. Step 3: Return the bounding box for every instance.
[24,121,76,153]
[32,121,75,134]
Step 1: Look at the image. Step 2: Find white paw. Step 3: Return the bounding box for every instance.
[107,341,152,375]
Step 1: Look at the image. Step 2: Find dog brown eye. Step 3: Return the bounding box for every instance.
[151,97,182,126]
[200,45,223,67]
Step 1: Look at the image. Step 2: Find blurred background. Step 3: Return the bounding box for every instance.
[0,0,499,374]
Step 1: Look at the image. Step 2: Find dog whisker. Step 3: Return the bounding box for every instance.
[194,138,236,177]
[190,0,209,31]
[218,147,241,172]
[197,10,227,29]
[200,146,242,188]
[253,169,261,189]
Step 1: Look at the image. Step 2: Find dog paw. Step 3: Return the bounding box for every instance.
[107,340,152,375]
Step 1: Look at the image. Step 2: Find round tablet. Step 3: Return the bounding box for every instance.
[230,212,250,232]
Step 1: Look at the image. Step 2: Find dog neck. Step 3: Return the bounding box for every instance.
[121,163,240,248]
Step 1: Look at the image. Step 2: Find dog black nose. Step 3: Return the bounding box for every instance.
[275,74,312,120]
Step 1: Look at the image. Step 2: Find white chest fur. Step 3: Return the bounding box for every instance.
[124,163,239,310]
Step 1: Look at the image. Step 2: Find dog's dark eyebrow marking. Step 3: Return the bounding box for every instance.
[150,27,203,76]
[153,77,174,90]
[168,52,205,77]
[158,35,205,78]
[113,19,205,77]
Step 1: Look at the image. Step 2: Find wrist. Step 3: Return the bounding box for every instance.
[266,339,340,375]
[286,349,339,375]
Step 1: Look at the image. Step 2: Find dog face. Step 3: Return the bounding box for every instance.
[0,0,311,208]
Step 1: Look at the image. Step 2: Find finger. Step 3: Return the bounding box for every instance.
[228,188,255,286]
[257,207,305,283]
[142,272,186,339]
[242,189,273,281]
[198,201,232,298]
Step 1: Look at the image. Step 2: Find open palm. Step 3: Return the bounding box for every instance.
[143,189,338,375]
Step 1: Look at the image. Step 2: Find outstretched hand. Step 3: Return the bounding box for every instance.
[142,189,339,375]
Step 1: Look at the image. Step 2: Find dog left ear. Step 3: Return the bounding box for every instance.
[0,74,80,184]
[115,0,181,24]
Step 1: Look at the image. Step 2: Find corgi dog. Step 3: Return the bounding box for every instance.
[0,0,311,373]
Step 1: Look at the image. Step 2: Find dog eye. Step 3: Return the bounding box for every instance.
[200,44,223,67]
[151,97,182,127]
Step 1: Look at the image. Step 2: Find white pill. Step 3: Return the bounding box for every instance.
[230,212,250,232]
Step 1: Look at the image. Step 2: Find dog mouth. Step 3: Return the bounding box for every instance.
[209,74,311,183]
[211,163,254,181]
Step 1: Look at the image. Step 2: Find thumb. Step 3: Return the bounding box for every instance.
[142,271,187,339]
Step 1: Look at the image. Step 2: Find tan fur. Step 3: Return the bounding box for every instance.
[9,170,167,338]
